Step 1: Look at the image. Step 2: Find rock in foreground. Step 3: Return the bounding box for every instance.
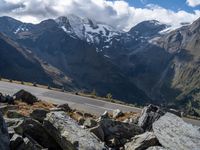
[43,111,106,150]
[138,105,164,131]
[125,132,159,150]
[13,90,38,105]
[153,113,200,150]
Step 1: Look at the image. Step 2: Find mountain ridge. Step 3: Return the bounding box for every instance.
[0,15,200,116]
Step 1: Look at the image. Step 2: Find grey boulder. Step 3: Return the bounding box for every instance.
[43,111,106,150]
[125,132,159,150]
[153,113,200,150]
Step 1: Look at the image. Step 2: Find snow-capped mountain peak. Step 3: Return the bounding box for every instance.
[55,15,123,45]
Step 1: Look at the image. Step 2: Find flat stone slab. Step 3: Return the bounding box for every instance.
[153,113,200,150]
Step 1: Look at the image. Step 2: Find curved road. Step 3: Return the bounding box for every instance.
[0,81,199,126]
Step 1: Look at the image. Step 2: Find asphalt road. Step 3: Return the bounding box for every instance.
[0,81,200,126]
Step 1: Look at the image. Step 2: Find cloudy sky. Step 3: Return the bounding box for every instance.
[0,0,200,31]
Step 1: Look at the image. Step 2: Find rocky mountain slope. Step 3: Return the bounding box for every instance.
[0,15,200,116]
[0,33,51,84]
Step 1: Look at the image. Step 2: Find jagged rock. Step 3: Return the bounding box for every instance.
[30,109,49,122]
[43,111,106,150]
[100,118,143,139]
[138,105,165,131]
[98,118,143,147]
[0,112,10,150]
[13,90,38,105]
[125,132,159,150]
[57,103,72,112]
[112,109,123,119]
[14,118,61,150]
[83,118,97,128]
[17,137,44,150]
[7,110,25,118]
[101,111,109,119]
[147,146,167,150]
[10,134,24,150]
[89,125,105,141]
[153,113,200,150]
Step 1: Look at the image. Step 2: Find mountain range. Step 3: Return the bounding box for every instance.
[0,15,200,116]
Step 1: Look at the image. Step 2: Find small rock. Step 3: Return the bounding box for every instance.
[123,119,130,123]
[83,118,97,128]
[13,90,38,105]
[153,113,200,150]
[125,132,159,150]
[0,112,10,150]
[112,109,123,119]
[30,109,49,122]
[101,111,109,119]
[7,110,25,118]
[89,125,105,141]
[138,105,165,131]
[57,103,71,112]
[10,134,24,150]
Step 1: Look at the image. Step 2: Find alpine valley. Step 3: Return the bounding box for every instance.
[0,15,200,116]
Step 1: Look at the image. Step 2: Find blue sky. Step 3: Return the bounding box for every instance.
[127,0,200,12]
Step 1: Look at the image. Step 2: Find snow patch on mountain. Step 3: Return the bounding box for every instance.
[14,25,29,34]
[55,15,124,46]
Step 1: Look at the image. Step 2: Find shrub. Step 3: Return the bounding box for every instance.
[106,93,112,100]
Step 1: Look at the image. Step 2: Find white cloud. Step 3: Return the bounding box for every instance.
[187,0,200,7]
[0,0,200,31]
